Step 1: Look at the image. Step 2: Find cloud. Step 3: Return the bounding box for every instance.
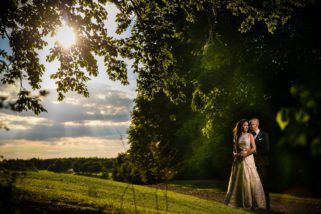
[43,85,133,122]
[52,97,80,106]
[0,84,132,142]
[0,136,129,159]
[0,83,19,102]
[0,112,54,130]
[0,124,129,141]
[64,120,130,127]
[49,90,132,117]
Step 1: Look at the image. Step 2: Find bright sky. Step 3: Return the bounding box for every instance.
[0,3,136,159]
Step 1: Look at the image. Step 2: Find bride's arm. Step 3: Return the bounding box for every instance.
[233,139,238,157]
[232,137,241,157]
[242,134,256,157]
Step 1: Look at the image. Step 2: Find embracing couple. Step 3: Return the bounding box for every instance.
[224,118,270,210]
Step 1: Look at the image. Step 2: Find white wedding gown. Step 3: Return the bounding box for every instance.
[224,133,266,209]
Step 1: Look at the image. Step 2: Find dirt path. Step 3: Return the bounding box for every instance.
[147,184,321,214]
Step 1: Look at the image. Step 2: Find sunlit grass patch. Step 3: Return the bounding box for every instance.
[15,171,248,213]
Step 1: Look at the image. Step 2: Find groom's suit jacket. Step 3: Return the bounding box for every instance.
[254,131,270,167]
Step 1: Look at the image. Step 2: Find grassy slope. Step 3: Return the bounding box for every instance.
[168,180,227,193]
[15,171,248,214]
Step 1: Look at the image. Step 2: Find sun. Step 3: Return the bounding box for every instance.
[55,24,76,48]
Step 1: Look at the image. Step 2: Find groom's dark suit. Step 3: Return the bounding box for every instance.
[253,130,270,210]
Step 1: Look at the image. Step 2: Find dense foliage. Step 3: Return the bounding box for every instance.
[112,0,321,197]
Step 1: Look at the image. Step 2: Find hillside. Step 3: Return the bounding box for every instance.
[8,171,248,213]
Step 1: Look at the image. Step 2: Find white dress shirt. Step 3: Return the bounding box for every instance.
[254,129,260,140]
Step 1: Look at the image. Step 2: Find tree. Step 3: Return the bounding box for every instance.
[112,1,321,198]
[1,0,311,117]
[1,0,129,117]
[126,92,190,183]
[112,152,142,183]
[47,159,70,172]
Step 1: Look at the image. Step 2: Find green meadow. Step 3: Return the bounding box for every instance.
[13,170,248,213]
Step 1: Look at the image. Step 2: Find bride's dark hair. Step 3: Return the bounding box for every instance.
[232,119,248,145]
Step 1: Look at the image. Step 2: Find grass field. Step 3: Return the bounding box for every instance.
[167,180,227,193]
[167,179,321,203]
[13,171,248,213]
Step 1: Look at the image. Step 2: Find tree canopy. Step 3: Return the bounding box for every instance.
[1,0,311,113]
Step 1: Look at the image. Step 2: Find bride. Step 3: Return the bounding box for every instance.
[224,119,266,210]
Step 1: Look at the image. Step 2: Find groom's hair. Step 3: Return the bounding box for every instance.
[250,118,260,126]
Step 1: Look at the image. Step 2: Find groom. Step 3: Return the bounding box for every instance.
[249,118,270,210]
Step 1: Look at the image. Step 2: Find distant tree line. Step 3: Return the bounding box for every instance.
[0,157,114,175]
